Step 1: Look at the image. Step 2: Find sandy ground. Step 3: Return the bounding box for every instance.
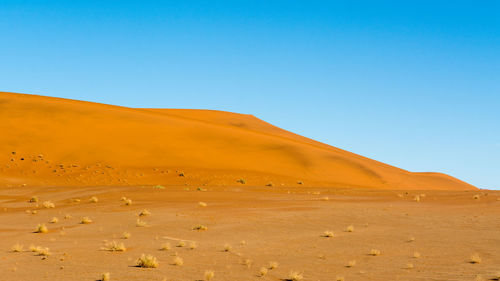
[1,185,499,281]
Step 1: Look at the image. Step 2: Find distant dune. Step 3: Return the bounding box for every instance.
[0,91,475,190]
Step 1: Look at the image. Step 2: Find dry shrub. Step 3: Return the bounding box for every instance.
[136,254,158,268]
[204,270,215,281]
[11,243,23,252]
[173,257,184,266]
[35,223,48,233]
[322,231,334,238]
[42,201,55,208]
[470,253,482,264]
[269,261,278,269]
[101,272,110,281]
[102,241,126,251]
[259,267,268,277]
[160,243,171,251]
[136,219,148,227]
[81,217,93,224]
[286,271,304,281]
[192,225,208,231]
[370,249,381,256]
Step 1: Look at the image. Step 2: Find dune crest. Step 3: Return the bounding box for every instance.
[0,91,475,190]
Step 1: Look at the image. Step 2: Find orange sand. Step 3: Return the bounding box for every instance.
[0,91,475,190]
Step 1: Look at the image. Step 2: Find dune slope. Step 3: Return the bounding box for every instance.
[0,92,475,190]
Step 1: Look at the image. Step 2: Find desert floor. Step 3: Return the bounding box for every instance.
[1,185,499,281]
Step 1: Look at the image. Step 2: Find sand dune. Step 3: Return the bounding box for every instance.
[0,91,475,190]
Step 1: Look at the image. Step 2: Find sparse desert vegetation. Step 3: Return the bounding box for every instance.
[286,271,304,281]
[259,267,268,276]
[49,217,59,223]
[223,243,232,252]
[101,272,110,281]
[89,196,98,203]
[192,224,208,231]
[34,223,48,233]
[80,216,93,224]
[322,231,334,237]
[198,201,207,207]
[470,253,482,264]
[370,249,381,256]
[346,225,354,232]
[136,254,159,268]
[269,261,278,269]
[42,201,55,208]
[160,243,171,251]
[346,260,356,267]
[136,219,148,227]
[122,232,131,239]
[138,209,151,216]
[102,241,126,252]
[172,257,184,266]
[204,270,215,281]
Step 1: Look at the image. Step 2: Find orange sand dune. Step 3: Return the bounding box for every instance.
[0,91,475,190]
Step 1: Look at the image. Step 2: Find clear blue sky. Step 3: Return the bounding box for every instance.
[1,1,499,189]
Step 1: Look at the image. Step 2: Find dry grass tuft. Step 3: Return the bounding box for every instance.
[473,194,480,200]
[124,199,132,205]
[102,241,126,252]
[50,217,59,224]
[346,225,354,232]
[286,271,304,281]
[160,243,171,251]
[177,240,186,247]
[189,242,197,250]
[369,249,381,256]
[120,196,127,201]
[204,270,215,281]
[269,261,278,269]
[42,201,55,208]
[11,243,23,252]
[223,243,232,252]
[192,224,208,231]
[259,267,268,277]
[198,201,208,207]
[138,209,151,216]
[322,231,334,238]
[101,272,110,281]
[35,247,50,256]
[136,219,148,227]
[470,253,482,264]
[122,232,131,239]
[244,259,252,268]
[35,223,48,233]
[336,277,345,281]
[172,257,184,266]
[236,178,246,184]
[89,196,98,203]
[408,237,416,242]
[29,196,38,203]
[136,254,158,268]
[80,217,93,224]
[346,260,356,267]
[413,195,421,202]
[406,263,414,269]
[64,214,71,219]
[413,252,421,258]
